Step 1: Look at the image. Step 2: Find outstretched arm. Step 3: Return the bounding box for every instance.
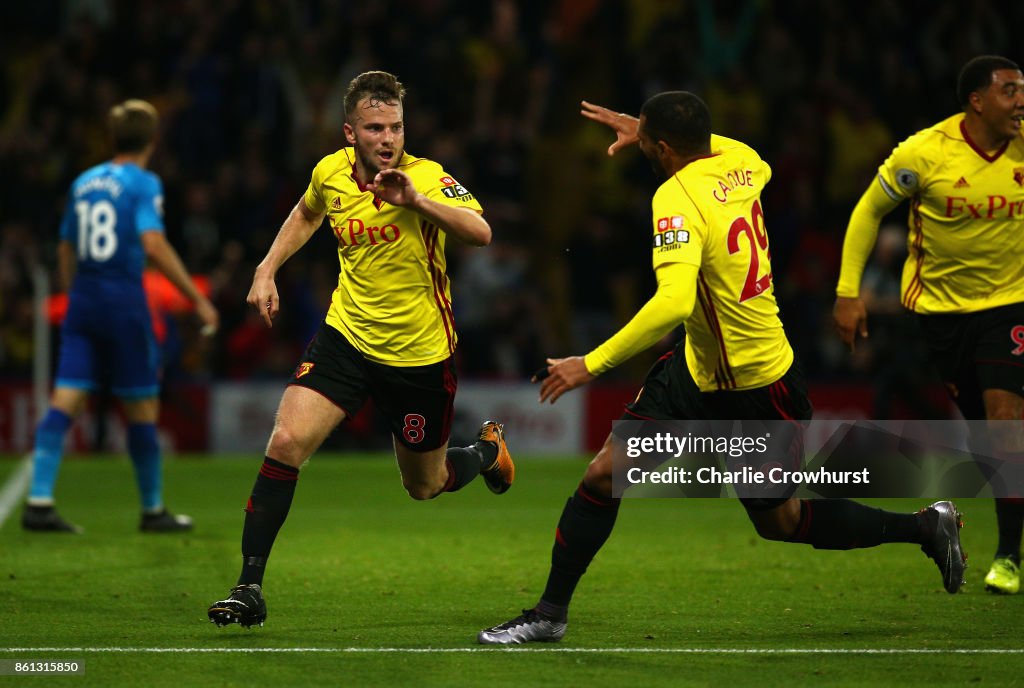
[537,262,699,404]
[366,168,491,246]
[248,197,325,328]
[581,100,640,156]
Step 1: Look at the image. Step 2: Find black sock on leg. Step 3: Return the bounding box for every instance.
[442,447,484,492]
[538,482,621,615]
[994,498,1024,565]
[474,437,499,469]
[239,457,299,586]
[788,499,923,550]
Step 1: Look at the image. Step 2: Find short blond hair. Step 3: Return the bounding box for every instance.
[108,99,159,153]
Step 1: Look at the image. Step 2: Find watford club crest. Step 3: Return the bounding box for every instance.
[1014,167,1024,187]
[295,362,315,378]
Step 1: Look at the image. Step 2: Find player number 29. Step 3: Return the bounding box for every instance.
[74,199,118,262]
[727,200,772,303]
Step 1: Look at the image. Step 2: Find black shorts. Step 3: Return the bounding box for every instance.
[622,343,813,423]
[918,302,1024,420]
[288,323,457,451]
[622,341,812,510]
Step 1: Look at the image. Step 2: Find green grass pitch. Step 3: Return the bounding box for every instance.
[1,454,1022,686]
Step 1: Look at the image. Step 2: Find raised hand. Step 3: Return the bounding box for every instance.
[581,100,640,156]
[365,168,419,207]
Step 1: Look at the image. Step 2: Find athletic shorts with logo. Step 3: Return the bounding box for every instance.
[917,302,1024,420]
[289,322,456,451]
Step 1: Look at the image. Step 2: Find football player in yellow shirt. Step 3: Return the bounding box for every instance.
[207,71,515,628]
[479,92,965,645]
[835,55,1024,595]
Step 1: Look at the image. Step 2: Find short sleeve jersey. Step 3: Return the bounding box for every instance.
[876,114,1024,314]
[650,136,793,392]
[59,161,164,294]
[304,148,483,366]
[54,161,163,396]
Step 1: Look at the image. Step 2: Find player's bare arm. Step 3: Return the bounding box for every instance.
[581,100,640,156]
[833,296,869,352]
[248,198,325,328]
[537,356,595,405]
[141,229,220,335]
[366,168,492,246]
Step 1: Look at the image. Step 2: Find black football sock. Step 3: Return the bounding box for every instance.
[994,498,1024,565]
[539,482,621,612]
[788,498,923,550]
[238,457,299,586]
[472,437,499,469]
[441,447,484,493]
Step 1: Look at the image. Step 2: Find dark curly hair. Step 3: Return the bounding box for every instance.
[639,91,711,157]
[956,55,1020,107]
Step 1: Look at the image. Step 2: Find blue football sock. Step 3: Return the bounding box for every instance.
[28,409,73,502]
[128,423,162,511]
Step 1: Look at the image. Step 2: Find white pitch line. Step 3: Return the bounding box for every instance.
[1,648,1022,654]
[0,454,32,530]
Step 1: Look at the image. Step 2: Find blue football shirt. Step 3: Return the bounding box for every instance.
[54,161,165,396]
[59,161,164,286]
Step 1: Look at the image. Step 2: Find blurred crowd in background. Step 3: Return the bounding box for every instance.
[1,0,1021,400]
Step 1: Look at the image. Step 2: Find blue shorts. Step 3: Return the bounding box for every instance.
[54,292,160,399]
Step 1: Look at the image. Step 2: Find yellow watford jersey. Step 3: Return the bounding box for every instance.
[303,148,483,366]
[877,114,1024,313]
[652,136,793,391]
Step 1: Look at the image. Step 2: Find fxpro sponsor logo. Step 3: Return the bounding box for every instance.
[331,218,401,247]
[944,195,1024,219]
